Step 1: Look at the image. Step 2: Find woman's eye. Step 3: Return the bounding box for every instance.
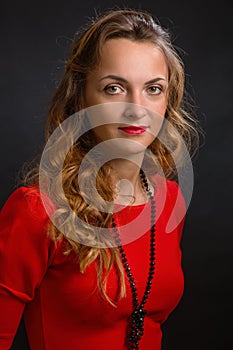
[104,85,123,94]
[147,86,162,95]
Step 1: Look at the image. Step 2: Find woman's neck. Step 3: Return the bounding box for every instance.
[109,159,148,206]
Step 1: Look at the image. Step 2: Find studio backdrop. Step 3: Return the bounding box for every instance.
[1,1,232,349]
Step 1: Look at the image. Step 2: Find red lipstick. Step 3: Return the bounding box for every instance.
[119,126,147,135]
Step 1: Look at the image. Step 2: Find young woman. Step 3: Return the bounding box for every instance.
[0,9,199,350]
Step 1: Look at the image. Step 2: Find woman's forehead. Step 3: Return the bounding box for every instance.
[93,38,168,82]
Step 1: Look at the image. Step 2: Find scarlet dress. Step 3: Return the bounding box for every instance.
[0,178,185,350]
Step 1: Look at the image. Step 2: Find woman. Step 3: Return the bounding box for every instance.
[0,9,199,350]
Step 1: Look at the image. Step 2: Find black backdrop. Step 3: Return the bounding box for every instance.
[1,1,232,349]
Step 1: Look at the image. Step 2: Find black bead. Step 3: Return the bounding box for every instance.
[115,239,121,245]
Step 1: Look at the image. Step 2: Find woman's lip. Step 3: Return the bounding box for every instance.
[119,126,147,135]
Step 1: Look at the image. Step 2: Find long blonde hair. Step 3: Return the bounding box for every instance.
[23,9,200,305]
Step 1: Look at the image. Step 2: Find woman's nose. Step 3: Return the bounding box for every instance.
[123,90,149,119]
[123,103,147,120]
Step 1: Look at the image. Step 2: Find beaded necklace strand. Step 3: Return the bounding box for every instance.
[111,170,156,349]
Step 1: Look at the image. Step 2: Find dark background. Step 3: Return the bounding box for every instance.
[1,0,232,349]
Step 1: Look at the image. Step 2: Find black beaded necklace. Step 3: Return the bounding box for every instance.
[111,170,156,350]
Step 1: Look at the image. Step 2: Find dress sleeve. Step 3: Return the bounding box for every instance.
[0,186,57,349]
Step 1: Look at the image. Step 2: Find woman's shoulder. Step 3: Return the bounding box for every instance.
[4,185,41,202]
[0,185,51,229]
[0,184,60,264]
[151,174,182,197]
[2,184,41,208]
[151,175,186,233]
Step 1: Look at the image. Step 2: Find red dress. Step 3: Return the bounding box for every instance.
[0,178,186,349]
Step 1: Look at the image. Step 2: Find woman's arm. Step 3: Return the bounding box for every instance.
[0,186,56,349]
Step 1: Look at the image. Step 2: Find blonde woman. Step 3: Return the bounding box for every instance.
[0,9,199,350]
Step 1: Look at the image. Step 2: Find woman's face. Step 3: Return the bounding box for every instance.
[84,38,168,151]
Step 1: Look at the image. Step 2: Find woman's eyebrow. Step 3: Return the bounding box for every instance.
[98,75,167,84]
[144,77,167,85]
[98,75,128,83]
